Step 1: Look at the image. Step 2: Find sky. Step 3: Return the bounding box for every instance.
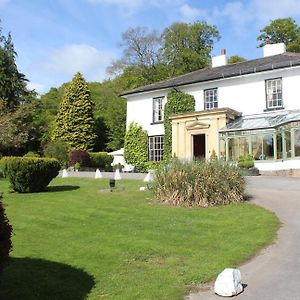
[1,0,300,95]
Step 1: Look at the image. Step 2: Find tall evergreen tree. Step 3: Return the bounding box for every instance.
[0,26,30,109]
[53,72,96,150]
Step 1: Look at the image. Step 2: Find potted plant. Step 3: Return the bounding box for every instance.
[237,155,260,176]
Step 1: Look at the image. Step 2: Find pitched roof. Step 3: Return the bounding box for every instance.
[120,52,300,97]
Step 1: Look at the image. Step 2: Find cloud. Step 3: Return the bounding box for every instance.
[43,44,116,82]
[87,0,145,14]
[179,4,203,22]
[27,82,47,95]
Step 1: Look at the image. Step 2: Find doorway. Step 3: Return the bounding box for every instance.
[193,134,206,159]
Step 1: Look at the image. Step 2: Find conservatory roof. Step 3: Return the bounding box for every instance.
[220,109,300,132]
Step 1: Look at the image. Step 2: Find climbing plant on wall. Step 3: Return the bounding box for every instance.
[124,122,148,171]
[164,90,195,160]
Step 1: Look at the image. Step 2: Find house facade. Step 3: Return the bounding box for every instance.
[121,43,300,172]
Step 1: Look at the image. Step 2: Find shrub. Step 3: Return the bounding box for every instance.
[238,155,255,169]
[154,159,245,207]
[89,152,113,171]
[44,139,70,168]
[124,122,148,171]
[1,157,60,193]
[0,194,13,273]
[69,150,90,167]
[23,151,40,158]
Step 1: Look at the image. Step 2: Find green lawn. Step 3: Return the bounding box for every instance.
[0,177,279,300]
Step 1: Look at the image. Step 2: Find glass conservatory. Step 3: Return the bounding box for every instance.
[219,110,300,162]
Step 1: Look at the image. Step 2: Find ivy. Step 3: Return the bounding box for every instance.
[124,122,148,171]
[164,90,195,160]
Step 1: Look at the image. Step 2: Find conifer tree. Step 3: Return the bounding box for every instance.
[53,72,96,150]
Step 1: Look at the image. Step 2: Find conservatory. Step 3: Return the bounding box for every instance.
[219,110,300,170]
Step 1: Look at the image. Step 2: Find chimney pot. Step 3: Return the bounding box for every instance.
[221,48,226,55]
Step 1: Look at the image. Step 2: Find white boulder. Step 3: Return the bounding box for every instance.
[95,168,103,179]
[214,268,243,297]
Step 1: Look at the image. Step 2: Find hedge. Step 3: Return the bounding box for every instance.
[0,194,13,274]
[0,157,60,193]
[89,152,113,171]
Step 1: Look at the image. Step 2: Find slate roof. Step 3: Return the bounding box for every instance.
[120,52,300,97]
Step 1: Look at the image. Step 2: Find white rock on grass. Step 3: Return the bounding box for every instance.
[95,168,103,179]
[214,268,243,297]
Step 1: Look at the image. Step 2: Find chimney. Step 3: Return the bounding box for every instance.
[212,49,228,68]
[263,42,286,57]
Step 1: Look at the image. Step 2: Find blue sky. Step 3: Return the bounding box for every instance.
[1,0,300,94]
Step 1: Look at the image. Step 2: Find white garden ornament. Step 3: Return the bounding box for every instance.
[95,168,102,179]
[62,169,69,178]
[214,268,243,297]
[114,169,121,180]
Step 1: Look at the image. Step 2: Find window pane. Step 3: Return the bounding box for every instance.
[252,135,262,160]
[148,135,164,161]
[263,134,274,160]
[153,97,165,123]
[285,130,292,158]
[204,88,218,110]
[266,78,283,109]
[228,138,238,161]
[294,129,300,157]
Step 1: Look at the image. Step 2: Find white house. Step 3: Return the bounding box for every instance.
[121,43,300,173]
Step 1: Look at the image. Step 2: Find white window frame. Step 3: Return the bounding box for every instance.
[266,78,283,109]
[148,135,164,161]
[153,96,165,123]
[204,88,218,110]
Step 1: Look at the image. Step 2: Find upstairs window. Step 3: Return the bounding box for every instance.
[266,78,283,109]
[153,96,165,123]
[204,88,218,110]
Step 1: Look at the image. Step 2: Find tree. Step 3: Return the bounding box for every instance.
[53,72,96,151]
[163,91,195,160]
[0,25,32,110]
[257,18,300,52]
[228,55,247,64]
[162,21,220,76]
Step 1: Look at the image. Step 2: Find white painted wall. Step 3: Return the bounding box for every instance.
[125,66,300,136]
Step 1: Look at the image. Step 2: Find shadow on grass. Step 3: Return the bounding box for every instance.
[46,185,80,193]
[0,257,95,300]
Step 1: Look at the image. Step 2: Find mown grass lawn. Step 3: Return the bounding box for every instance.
[0,177,279,300]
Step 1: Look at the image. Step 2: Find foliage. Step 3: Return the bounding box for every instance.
[237,155,255,169]
[43,139,70,168]
[228,55,247,64]
[164,91,195,160]
[53,72,96,151]
[0,177,279,299]
[154,159,245,207]
[162,21,220,76]
[0,25,33,110]
[89,152,113,171]
[23,151,40,158]
[124,122,148,172]
[69,150,90,167]
[1,157,60,193]
[0,100,41,156]
[0,194,12,273]
[257,18,300,52]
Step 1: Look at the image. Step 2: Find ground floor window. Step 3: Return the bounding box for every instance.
[148,135,164,161]
[220,122,300,161]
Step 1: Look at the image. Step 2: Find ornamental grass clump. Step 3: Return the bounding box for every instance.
[154,159,245,207]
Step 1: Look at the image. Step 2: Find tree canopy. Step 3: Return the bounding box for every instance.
[53,72,96,151]
[257,18,300,52]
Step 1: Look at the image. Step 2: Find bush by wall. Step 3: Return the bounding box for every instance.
[89,152,113,171]
[43,139,70,168]
[164,90,195,160]
[124,122,148,172]
[69,150,90,167]
[1,157,60,193]
[237,155,255,169]
[154,159,245,207]
[0,194,13,273]
[23,151,40,158]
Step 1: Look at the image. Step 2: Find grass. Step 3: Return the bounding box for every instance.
[0,177,279,300]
